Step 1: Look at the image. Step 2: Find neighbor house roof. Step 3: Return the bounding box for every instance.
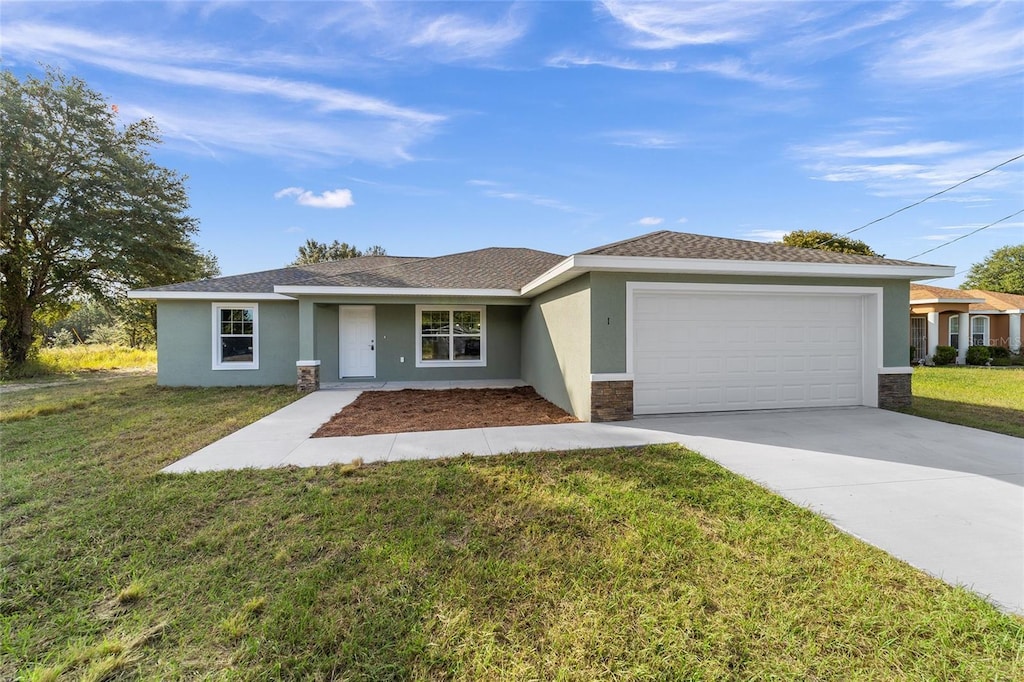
[965,289,1024,312]
[131,230,954,300]
[910,284,986,304]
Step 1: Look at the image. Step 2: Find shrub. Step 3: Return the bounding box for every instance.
[987,345,1011,359]
[1011,354,1024,366]
[991,357,1012,367]
[89,323,128,346]
[50,328,75,348]
[932,346,957,366]
[965,345,990,366]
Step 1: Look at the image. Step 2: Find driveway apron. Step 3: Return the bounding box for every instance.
[622,407,1024,615]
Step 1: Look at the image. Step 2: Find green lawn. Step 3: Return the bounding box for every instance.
[2,377,1022,680]
[904,366,1024,438]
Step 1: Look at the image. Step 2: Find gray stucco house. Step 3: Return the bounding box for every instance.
[129,231,952,421]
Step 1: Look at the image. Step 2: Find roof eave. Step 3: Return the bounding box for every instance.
[127,290,295,301]
[910,297,987,305]
[272,285,524,297]
[520,255,956,296]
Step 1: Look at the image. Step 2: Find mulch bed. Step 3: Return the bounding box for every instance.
[312,386,578,437]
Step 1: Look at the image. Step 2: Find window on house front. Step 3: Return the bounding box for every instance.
[971,316,989,347]
[949,315,959,348]
[213,304,259,369]
[416,306,485,367]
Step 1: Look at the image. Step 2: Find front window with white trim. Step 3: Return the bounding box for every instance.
[949,315,959,347]
[213,303,259,369]
[416,305,485,367]
[971,316,989,346]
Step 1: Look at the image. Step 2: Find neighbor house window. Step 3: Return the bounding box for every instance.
[212,303,259,370]
[971,316,989,346]
[949,315,959,348]
[416,305,485,367]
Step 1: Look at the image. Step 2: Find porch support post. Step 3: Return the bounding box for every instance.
[296,298,319,392]
[926,312,939,364]
[1010,312,1022,354]
[298,298,315,360]
[957,312,971,364]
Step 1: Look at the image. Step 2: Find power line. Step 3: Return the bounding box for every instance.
[905,209,1024,260]
[814,151,1024,250]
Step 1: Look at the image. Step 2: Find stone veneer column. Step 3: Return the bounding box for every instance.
[877,370,912,410]
[296,360,321,393]
[590,379,633,422]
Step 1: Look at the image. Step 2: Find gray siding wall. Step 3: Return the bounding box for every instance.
[318,303,523,382]
[521,274,592,420]
[156,300,298,386]
[588,272,911,372]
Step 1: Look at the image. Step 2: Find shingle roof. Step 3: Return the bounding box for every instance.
[581,230,932,267]
[965,289,1024,311]
[136,249,565,294]
[139,256,421,293]
[910,284,985,301]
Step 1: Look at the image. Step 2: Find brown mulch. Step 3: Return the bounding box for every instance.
[312,386,578,437]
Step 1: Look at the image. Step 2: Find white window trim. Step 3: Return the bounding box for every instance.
[971,315,990,346]
[415,305,486,368]
[948,314,959,347]
[212,302,260,370]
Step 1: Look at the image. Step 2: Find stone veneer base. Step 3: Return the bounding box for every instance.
[297,364,320,393]
[591,380,633,422]
[877,372,912,410]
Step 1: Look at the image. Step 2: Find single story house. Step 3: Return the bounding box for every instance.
[910,284,1024,363]
[130,231,952,421]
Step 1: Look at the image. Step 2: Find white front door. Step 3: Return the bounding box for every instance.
[339,306,376,378]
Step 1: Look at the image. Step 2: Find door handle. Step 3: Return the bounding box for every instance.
[370,341,375,351]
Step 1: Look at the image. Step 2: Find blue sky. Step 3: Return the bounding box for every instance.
[4,1,1022,284]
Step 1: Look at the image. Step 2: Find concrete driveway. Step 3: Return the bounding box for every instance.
[622,407,1024,615]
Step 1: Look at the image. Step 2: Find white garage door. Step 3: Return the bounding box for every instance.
[632,290,864,414]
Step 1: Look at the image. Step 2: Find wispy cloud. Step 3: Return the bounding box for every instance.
[408,12,527,60]
[874,2,1024,83]
[275,187,355,209]
[469,180,588,214]
[744,229,788,242]
[636,216,664,226]
[598,0,791,48]
[796,140,970,159]
[602,130,686,149]
[546,52,677,72]
[2,21,445,163]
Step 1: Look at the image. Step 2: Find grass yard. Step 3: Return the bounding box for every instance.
[2,377,1022,680]
[905,366,1024,438]
[1,344,157,380]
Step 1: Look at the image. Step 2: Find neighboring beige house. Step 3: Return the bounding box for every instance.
[909,284,1024,363]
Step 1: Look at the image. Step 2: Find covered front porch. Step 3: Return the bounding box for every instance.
[292,297,530,391]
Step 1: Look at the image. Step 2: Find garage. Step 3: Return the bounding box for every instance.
[629,284,875,415]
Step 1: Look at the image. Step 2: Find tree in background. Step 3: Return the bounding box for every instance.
[961,244,1024,295]
[1,69,214,370]
[291,239,387,265]
[778,230,880,256]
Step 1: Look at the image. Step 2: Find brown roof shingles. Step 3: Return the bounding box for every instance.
[910,284,985,301]
[582,230,931,266]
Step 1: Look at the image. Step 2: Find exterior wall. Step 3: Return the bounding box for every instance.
[588,272,912,371]
[521,274,592,420]
[156,300,299,386]
[988,314,1010,348]
[317,303,523,382]
[878,373,912,409]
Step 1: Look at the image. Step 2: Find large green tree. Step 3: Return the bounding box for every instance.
[961,244,1024,295]
[1,68,211,368]
[290,238,386,265]
[778,230,880,256]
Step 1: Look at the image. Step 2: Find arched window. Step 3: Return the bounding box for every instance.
[970,316,989,346]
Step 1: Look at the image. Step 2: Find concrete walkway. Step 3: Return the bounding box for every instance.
[622,408,1024,615]
[162,391,1023,615]
[162,385,679,473]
